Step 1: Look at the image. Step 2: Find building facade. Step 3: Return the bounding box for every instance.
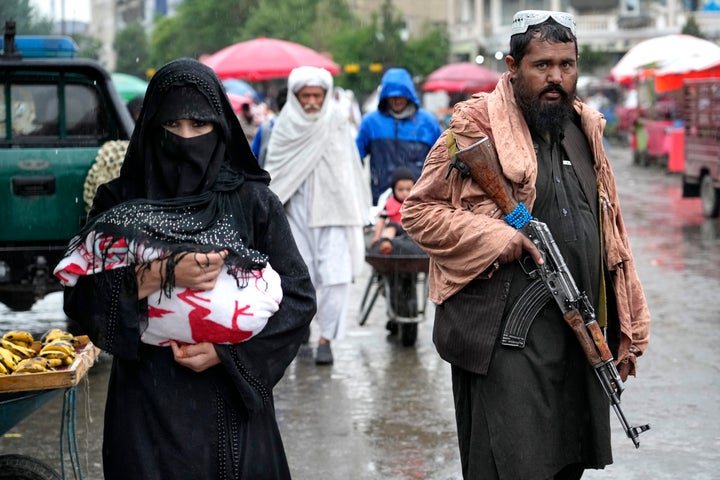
[349,0,447,39]
[447,0,720,68]
[83,0,720,72]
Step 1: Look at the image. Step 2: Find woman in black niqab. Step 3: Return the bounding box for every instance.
[71,58,272,287]
[61,58,316,480]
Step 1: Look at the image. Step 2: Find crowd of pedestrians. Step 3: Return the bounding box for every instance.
[62,9,651,479]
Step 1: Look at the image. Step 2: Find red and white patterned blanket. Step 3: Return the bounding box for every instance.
[54,232,282,346]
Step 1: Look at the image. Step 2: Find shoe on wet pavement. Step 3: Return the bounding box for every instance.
[315,343,333,365]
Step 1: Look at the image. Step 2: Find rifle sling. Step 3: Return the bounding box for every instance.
[501,277,552,348]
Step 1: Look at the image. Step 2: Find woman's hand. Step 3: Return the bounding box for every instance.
[136,250,228,299]
[173,251,228,290]
[169,340,221,372]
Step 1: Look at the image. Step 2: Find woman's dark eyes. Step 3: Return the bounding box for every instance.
[161,120,207,128]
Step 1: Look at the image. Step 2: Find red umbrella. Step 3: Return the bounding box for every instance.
[202,37,340,81]
[422,62,501,93]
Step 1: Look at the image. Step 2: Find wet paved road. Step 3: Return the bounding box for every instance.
[1,144,718,479]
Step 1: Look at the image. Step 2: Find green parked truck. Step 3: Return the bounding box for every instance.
[0,23,134,311]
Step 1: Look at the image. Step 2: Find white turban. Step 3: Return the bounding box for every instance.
[288,66,333,93]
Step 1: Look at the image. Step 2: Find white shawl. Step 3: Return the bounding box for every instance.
[264,81,370,229]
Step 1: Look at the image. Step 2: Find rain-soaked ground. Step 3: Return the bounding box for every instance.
[0,144,718,479]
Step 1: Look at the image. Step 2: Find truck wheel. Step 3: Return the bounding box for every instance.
[700,174,720,218]
[681,175,699,198]
[0,455,61,480]
[0,292,36,312]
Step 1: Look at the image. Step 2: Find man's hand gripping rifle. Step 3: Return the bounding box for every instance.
[452,137,650,448]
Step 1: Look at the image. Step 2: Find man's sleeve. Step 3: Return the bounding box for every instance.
[355,119,369,160]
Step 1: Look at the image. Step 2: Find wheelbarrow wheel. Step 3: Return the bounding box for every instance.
[399,322,418,347]
[0,454,61,480]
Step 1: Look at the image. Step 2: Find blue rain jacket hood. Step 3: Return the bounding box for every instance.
[378,68,421,112]
[356,68,443,204]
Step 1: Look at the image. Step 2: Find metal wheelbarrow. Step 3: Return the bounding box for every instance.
[357,252,429,347]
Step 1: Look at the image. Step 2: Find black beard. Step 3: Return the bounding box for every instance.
[513,76,575,142]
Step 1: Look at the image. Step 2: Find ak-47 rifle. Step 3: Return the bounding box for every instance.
[451,137,650,448]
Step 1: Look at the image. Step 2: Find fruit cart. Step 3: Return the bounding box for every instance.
[0,336,100,480]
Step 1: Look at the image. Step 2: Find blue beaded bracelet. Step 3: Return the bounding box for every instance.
[504,202,532,229]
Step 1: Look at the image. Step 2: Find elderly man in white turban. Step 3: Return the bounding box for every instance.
[264,66,371,365]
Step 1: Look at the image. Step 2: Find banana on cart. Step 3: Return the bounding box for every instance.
[0,329,37,374]
[41,328,79,347]
[1,338,36,359]
[0,346,21,374]
[39,339,77,366]
[12,356,54,374]
[3,330,34,348]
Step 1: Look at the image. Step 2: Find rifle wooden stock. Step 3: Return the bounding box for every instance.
[454,138,517,216]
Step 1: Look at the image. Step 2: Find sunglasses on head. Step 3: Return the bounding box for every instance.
[511,10,576,37]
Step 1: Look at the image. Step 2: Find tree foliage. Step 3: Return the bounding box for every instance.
[579,44,613,75]
[150,0,255,66]
[72,33,102,60]
[241,0,352,51]
[402,26,450,79]
[142,0,448,99]
[331,0,449,95]
[115,21,150,77]
[0,0,53,35]
[682,15,705,39]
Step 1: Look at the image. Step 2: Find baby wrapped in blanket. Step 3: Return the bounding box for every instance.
[54,197,282,346]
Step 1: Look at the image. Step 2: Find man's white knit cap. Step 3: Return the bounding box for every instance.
[288,66,333,93]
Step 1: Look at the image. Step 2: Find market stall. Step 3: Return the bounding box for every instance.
[611,34,720,171]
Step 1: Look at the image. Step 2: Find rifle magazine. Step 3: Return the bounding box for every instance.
[501,278,552,348]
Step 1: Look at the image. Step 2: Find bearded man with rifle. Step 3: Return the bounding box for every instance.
[401,10,651,480]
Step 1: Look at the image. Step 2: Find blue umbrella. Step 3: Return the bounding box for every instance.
[223,79,259,101]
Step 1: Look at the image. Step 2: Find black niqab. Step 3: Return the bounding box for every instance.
[152,128,224,198]
[121,57,269,198]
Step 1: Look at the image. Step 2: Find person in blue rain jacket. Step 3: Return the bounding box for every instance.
[356,68,443,204]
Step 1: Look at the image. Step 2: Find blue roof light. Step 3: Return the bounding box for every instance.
[0,36,79,59]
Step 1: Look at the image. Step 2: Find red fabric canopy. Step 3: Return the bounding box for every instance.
[202,37,340,81]
[422,62,501,93]
[655,67,720,93]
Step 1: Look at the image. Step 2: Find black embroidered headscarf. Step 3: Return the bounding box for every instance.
[65,58,271,295]
[122,57,269,197]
